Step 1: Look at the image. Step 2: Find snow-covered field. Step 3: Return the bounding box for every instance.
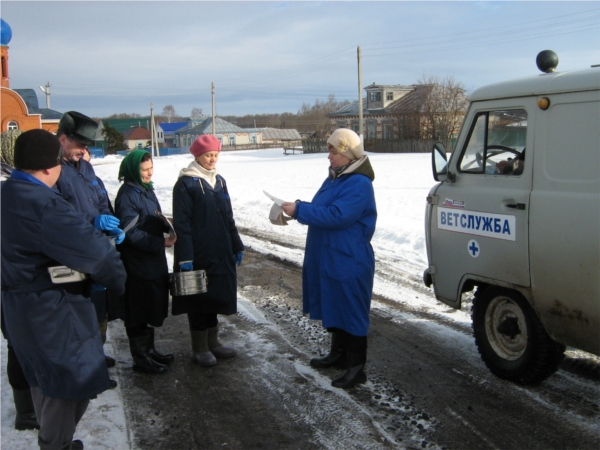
[1,148,460,448]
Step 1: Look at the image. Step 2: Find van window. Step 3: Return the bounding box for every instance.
[459,109,527,175]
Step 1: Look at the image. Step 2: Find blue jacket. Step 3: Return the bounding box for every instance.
[172,174,244,316]
[295,157,376,336]
[1,172,126,399]
[56,159,111,224]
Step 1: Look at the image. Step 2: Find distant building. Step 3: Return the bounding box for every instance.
[261,128,302,146]
[327,83,434,140]
[159,121,187,147]
[1,19,63,133]
[175,117,263,148]
[123,126,152,150]
[103,118,154,134]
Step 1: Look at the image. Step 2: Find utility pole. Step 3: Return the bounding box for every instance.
[211,82,216,136]
[39,82,51,108]
[357,46,364,142]
[150,102,159,158]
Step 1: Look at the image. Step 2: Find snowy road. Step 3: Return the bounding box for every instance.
[118,242,599,450]
[2,238,599,450]
[2,151,599,449]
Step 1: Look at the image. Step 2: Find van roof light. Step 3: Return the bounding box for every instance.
[536,50,559,73]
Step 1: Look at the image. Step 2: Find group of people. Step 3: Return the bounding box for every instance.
[1,115,377,449]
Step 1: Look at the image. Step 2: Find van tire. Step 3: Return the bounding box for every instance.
[472,287,565,385]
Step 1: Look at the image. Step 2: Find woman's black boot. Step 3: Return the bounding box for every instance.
[128,330,167,374]
[331,334,367,389]
[147,327,174,365]
[310,329,348,369]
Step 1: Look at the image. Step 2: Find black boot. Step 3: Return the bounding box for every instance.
[147,327,174,365]
[331,334,367,389]
[310,329,348,369]
[128,330,168,374]
[13,388,39,430]
[63,440,84,450]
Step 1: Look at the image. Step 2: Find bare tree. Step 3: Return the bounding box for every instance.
[191,108,203,120]
[417,75,468,146]
[161,105,177,123]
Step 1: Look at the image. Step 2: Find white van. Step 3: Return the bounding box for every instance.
[423,51,599,384]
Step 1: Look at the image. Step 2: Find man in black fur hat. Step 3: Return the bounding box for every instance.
[56,111,124,385]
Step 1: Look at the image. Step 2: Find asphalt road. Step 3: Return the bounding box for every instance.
[109,249,600,450]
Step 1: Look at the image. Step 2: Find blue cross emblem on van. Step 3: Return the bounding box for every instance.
[468,240,480,258]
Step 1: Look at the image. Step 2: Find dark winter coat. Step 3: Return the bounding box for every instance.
[115,181,170,328]
[295,156,377,336]
[1,172,126,400]
[172,173,244,316]
[94,174,122,321]
[56,158,112,224]
[56,158,115,321]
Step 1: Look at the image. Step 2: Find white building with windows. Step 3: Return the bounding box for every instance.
[327,83,434,140]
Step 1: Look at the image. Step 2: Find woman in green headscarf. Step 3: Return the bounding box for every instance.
[115,150,177,375]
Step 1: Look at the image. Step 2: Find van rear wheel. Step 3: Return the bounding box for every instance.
[472,287,565,385]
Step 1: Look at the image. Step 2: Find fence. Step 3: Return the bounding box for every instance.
[301,138,439,154]
[302,139,328,154]
[364,139,435,153]
[108,139,440,159]
[113,143,290,158]
[89,147,105,158]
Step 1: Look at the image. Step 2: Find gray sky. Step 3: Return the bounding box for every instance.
[2,1,599,118]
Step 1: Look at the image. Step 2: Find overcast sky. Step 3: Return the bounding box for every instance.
[2,1,599,119]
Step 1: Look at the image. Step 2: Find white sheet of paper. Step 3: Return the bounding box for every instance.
[269,203,288,226]
[263,190,287,206]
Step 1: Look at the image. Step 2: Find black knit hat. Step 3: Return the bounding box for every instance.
[13,129,63,170]
[58,111,98,146]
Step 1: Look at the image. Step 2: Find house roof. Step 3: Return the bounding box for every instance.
[175,117,245,135]
[123,126,151,140]
[364,83,413,90]
[327,85,433,117]
[39,108,63,120]
[159,122,188,133]
[13,88,63,120]
[104,118,153,133]
[261,128,302,141]
[387,85,434,113]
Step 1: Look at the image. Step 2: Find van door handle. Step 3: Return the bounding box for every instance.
[506,203,526,210]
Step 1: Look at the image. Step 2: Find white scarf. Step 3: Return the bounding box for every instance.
[178,160,218,188]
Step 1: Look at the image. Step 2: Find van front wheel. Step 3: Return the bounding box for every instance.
[472,287,565,385]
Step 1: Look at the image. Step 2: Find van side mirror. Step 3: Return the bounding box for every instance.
[432,142,450,182]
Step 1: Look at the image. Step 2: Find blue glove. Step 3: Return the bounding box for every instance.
[180,262,193,272]
[234,251,244,267]
[90,283,107,293]
[94,214,120,231]
[109,228,125,245]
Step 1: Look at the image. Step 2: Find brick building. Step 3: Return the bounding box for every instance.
[1,18,62,133]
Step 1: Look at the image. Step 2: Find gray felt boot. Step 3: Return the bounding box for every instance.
[208,325,237,359]
[191,328,217,367]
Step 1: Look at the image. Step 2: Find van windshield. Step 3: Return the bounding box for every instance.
[459,109,527,175]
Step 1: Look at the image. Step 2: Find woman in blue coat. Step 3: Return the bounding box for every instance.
[115,150,177,374]
[282,128,377,389]
[172,135,244,367]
